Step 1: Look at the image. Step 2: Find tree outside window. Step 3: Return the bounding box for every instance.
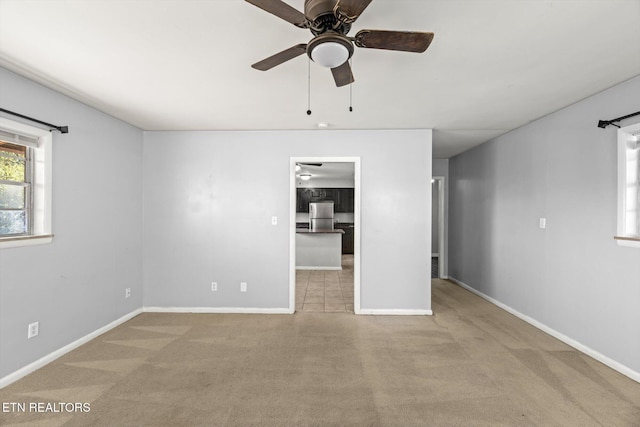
[0,142,31,236]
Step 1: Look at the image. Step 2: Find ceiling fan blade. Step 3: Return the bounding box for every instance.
[334,0,373,23]
[355,30,434,53]
[245,0,307,27]
[252,44,308,71]
[331,61,355,87]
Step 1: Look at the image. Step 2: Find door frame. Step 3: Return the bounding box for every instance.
[289,156,361,314]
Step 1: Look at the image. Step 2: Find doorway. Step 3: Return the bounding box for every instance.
[289,157,361,314]
[432,176,446,279]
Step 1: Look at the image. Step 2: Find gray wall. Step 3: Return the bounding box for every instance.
[0,68,143,378]
[143,130,432,311]
[449,75,640,375]
[432,159,449,181]
[0,68,431,379]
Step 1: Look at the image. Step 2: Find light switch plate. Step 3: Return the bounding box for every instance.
[539,218,546,229]
[271,216,277,225]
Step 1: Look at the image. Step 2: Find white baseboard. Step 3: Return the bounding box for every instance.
[0,308,143,389]
[357,309,433,316]
[448,277,640,384]
[143,307,293,314]
[295,266,342,271]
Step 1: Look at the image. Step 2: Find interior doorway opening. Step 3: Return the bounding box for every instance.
[432,176,446,279]
[289,157,361,314]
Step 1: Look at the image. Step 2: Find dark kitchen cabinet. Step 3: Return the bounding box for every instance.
[338,188,354,213]
[337,224,354,254]
[311,188,330,203]
[296,188,354,213]
[296,188,310,212]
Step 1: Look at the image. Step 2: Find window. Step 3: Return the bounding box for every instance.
[0,141,33,235]
[0,118,52,248]
[616,122,640,248]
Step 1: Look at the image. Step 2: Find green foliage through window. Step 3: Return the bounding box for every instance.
[0,142,29,235]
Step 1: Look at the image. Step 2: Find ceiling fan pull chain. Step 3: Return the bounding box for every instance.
[307,57,312,115]
[349,58,353,112]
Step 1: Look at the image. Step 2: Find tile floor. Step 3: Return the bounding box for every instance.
[296,255,354,313]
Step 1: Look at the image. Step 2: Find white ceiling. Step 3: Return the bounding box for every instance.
[0,0,639,158]
[297,162,355,181]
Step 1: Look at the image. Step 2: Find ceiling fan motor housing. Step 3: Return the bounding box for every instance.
[305,0,351,35]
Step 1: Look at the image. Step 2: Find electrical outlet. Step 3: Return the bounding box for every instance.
[125,288,131,298]
[240,282,247,292]
[28,321,39,339]
[539,218,546,229]
[211,282,217,292]
[271,216,277,225]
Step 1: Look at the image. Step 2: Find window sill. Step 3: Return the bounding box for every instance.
[0,234,54,249]
[614,235,640,248]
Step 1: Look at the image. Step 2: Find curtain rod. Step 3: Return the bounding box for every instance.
[597,111,640,129]
[0,108,69,133]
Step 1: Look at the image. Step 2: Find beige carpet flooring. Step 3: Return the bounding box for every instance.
[1,279,639,426]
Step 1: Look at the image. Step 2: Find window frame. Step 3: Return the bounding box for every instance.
[0,118,53,249]
[616,122,640,248]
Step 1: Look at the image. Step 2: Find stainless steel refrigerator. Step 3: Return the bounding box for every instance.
[309,202,334,231]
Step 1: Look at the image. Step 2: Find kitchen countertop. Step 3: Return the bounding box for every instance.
[296,228,345,234]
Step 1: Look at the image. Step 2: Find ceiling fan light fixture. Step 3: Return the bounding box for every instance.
[307,33,354,69]
[311,42,349,68]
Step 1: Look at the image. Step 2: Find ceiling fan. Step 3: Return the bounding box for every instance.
[246,0,434,87]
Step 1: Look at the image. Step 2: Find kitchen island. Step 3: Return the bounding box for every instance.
[296,228,345,270]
